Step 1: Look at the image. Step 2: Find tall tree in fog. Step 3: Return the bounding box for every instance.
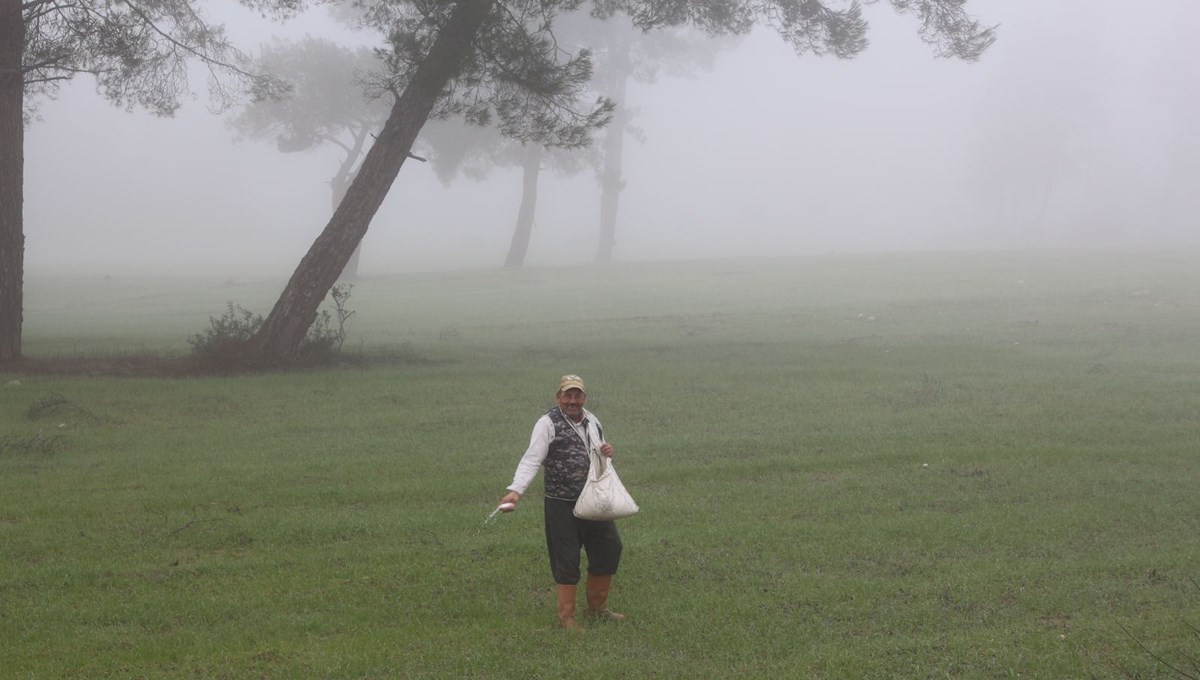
[417,121,596,268]
[0,0,21,362]
[0,0,279,363]
[594,16,634,264]
[251,0,996,359]
[230,39,393,279]
[587,14,725,263]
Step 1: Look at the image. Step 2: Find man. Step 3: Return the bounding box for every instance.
[499,374,625,630]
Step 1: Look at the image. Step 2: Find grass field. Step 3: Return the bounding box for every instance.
[3,250,1199,678]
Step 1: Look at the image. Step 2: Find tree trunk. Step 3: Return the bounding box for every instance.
[332,124,371,282]
[503,144,542,268]
[251,0,493,359]
[342,243,363,280]
[0,0,24,362]
[595,30,631,265]
[330,175,362,280]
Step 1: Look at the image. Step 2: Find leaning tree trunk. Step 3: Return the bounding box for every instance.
[332,124,371,282]
[342,244,363,280]
[503,144,542,268]
[251,0,493,359]
[331,175,363,281]
[595,29,631,265]
[0,0,24,362]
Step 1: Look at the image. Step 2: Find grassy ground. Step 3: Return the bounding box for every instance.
[3,250,1199,678]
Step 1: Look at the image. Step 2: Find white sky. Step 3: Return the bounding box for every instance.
[21,0,1200,277]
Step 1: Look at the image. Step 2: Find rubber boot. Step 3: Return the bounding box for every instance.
[584,573,625,621]
[556,584,582,630]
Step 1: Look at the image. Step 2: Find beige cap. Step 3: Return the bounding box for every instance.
[558,374,586,393]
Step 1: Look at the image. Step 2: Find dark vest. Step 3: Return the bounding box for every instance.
[543,407,603,500]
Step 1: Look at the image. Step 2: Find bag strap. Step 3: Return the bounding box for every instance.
[591,446,607,476]
[585,417,607,475]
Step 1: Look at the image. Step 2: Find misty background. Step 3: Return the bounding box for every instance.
[22,0,1199,278]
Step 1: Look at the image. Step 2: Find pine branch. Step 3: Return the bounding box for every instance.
[115,0,262,83]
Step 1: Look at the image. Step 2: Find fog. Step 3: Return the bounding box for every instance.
[22,0,1200,278]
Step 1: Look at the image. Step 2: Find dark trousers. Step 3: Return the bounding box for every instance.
[544,497,623,585]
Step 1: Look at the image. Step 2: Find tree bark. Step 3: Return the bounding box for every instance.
[251,0,493,359]
[503,144,542,268]
[595,30,631,265]
[332,123,370,281]
[330,175,362,280]
[0,0,24,362]
[342,242,364,280]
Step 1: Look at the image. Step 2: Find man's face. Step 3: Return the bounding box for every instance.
[556,388,586,422]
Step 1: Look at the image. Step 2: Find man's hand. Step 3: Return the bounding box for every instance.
[599,442,614,458]
[499,491,521,511]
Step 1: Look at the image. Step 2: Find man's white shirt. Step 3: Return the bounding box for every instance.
[507,409,602,496]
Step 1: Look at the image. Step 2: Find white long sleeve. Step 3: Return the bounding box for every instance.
[507,415,554,495]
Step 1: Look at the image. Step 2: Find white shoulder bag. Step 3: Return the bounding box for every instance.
[573,424,639,521]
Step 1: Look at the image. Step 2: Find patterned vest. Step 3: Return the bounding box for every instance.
[543,407,603,501]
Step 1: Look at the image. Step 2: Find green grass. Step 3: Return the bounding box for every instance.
[3,250,1199,678]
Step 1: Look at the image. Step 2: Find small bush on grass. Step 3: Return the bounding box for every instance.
[188,286,357,368]
[299,309,340,359]
[297,284,356,359]
[188,302,263,358]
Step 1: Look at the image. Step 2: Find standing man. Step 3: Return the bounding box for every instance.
[499,374,625,630]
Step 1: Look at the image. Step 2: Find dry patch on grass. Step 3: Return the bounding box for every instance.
[2,350,436,378]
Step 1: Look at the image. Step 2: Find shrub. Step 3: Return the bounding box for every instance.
[188,302,263,358]
[298,284,355,359]
[189,286,355,363]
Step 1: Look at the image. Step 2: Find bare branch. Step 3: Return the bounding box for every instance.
[21,74,74,84]
[22,0,60,11]
[23,1,82,22]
